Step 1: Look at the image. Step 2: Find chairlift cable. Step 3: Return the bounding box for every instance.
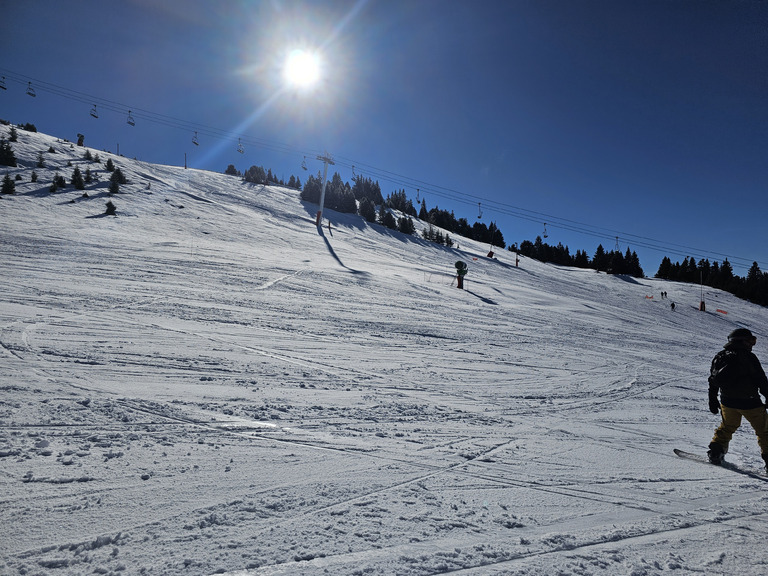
[2,67,763,270]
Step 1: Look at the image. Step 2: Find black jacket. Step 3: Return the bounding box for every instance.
[708,340,768,409]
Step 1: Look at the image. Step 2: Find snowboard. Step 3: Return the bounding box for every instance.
[674,448,767,481]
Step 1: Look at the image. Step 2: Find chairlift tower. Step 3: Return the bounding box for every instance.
[315,153,335,226]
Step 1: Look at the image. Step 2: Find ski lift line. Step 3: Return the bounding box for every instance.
[0,68,306,157]
[3,69,764,269]
[0,69,323,167]
[334,154,766,267]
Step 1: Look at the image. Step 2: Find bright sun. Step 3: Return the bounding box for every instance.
[283,49,321,89]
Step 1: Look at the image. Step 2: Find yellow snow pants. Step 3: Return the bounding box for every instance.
[712,405,768,456]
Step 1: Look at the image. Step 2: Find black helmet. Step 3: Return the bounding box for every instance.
[728,328,755,342]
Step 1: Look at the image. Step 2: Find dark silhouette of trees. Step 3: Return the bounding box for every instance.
[301,171,356,215]
[515,238,643,278]
[655,257,767,306]
[352,175,383,206]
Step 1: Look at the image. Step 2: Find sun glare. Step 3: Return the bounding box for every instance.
[284,49,321,89]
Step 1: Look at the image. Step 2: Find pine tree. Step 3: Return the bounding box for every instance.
[397,216,415,235]
[358,198,376,222]
[71,166,85,190]
[244,165,266,184]
[378,204,397,229]
[109,170,122,194]
[592,244,607,272]
[0,138,17,167]
[112,167,127,184]
[300,173,322,204]
[2,173,15,194]
[655,256,672,279]
[418,199,428,221]
[105,158,115,172]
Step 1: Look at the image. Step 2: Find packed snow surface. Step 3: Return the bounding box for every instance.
[2,126,768,575]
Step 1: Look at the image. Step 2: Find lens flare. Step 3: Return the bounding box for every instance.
[284,49,320,89]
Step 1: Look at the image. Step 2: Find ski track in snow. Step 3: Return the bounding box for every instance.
[2,127,768,575]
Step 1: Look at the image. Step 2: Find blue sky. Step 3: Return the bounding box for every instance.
[2,0,766,276]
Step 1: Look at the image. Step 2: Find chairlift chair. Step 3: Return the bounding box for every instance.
[192,131,199,146]
[237,138,244,154]
[543,223,548,239]
[477,203,483,219]
[0,76,6,90]
[90,105,99,118]
[26,82,36,97]
[126,111,135,126]
[301,156,308,170]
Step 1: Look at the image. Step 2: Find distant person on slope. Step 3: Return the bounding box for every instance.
[707,328,768,470]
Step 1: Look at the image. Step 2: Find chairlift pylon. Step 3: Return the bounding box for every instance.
[126,110,135,126]
[237,138,244,154]
[90,105,99,119]
[0,76,6,90]
[26,82,36,97]
[192,131,199,146]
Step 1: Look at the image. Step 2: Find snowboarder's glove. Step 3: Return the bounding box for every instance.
[709,398,720,414]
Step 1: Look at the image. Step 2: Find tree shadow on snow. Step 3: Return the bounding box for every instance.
[612,274,645,286]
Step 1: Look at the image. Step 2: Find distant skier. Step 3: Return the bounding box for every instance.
[706,328,768,470]
[670,302,675,311]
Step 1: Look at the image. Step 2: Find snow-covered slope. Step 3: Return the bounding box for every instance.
[2,125,768,575]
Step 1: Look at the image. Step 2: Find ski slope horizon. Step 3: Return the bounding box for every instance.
[2,126,768,575]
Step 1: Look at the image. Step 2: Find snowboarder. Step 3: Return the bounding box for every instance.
[707,328,768,469]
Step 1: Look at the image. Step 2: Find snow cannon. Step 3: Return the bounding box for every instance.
[455,261,468,289]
